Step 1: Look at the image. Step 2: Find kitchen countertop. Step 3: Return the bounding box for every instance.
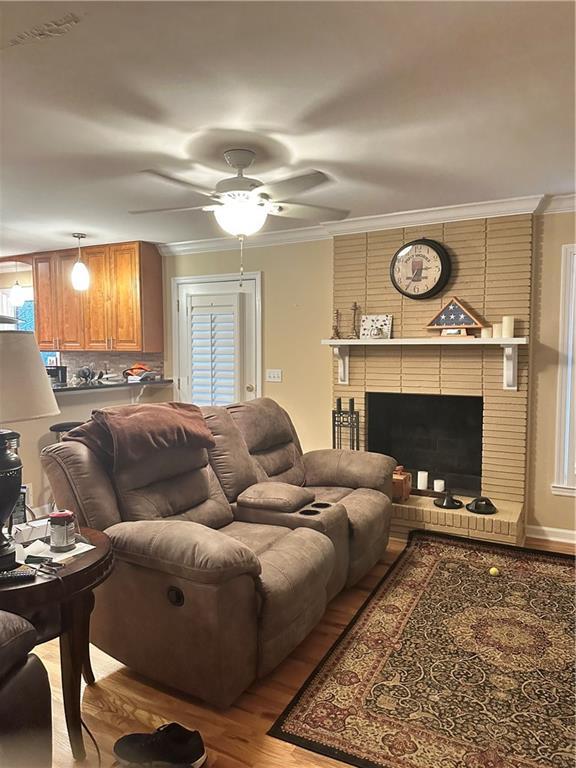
[52,378,173,393]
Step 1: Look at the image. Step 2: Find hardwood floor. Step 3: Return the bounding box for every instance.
[34,540,404,768]
[34,535,573,768]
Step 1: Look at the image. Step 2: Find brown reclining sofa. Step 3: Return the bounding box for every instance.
[41,399,395,707]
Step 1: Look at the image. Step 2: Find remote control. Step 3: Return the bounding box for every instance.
[0,566,37,583]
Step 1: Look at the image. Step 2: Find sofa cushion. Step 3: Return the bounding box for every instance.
[255,527,334,675]
[337,488,393,586]
[202,406,265,502]
[118,464,233,528]
[237,482,314,513]
[305,486,354,503]
[227,398,306,486]
[0,612,37,681]
[62,402,234,528]
[220,520,289,556]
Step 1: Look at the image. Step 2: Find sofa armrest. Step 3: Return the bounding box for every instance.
[41,442,121,530]
[303,449,397,496]
[0,611,37,681]
[237,482,314,512]
[105,520,261,584]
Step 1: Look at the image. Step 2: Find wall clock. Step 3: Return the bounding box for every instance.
[390,238,451,299]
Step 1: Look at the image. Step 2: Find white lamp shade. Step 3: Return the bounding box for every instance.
[0,331,60,423]
[9,281,25,307]
[214,200,268,236]
[71,260,90,291]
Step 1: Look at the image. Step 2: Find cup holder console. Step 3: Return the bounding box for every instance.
[299,501,333,516]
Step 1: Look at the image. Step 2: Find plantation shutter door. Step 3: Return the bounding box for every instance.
[187,293,242,406]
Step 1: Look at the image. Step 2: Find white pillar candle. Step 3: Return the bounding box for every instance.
[417,471,428,491]
[434,479,445,492]
[502,315,515,338]
[480,327,493,338]
[492,322,503,338]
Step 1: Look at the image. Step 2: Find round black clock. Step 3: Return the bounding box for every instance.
[390,238,451,299]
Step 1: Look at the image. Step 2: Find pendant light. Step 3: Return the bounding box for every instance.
[71,233,89,291]
[9,261,25,308]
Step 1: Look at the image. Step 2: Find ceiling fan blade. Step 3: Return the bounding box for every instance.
[141,170,216,199]
[129,204,212,215]
[271,201,349,222]
[257,170,329,200]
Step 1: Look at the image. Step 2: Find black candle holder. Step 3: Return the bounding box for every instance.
[332,408,360,450]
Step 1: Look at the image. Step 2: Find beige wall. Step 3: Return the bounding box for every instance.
[528,212,576,532]
[0,267,33,289]
[162,239,333,453]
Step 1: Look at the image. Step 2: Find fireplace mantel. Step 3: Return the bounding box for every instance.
[321,337,528,390]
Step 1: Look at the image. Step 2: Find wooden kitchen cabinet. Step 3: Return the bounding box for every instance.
[31,241,163,353]
[84,246,111,351]
[33,254,57,350]
[108,242,142,351]
[56,251,85,350]
[84,241,163,352]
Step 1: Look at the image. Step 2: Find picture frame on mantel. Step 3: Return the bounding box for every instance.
[360,314,393,339]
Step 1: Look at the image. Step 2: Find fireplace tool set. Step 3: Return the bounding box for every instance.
[332,398,360,450]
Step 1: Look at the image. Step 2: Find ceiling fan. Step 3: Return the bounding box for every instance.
[130,148,349,236]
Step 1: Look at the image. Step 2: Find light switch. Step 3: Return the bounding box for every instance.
[266,368,283,383]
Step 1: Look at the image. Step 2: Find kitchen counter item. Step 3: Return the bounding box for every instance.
[52,379,173,394]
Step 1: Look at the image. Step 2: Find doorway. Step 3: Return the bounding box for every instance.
[173,272,262,406]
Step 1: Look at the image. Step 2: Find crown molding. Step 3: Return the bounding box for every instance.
[161,192,572,255]
[161,225,327,256]
[323,195,545,236]
[537,193,576,215]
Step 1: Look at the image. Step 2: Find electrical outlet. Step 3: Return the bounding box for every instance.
[266,368,283,383]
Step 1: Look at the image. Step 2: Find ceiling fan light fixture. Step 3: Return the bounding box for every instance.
[213,193,268,237]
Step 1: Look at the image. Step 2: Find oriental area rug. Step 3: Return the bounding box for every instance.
[270,531,575,768]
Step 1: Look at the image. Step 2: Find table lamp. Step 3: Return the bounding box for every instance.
[0,331,60,569]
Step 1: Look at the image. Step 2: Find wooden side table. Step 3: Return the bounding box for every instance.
[0,528,113,760]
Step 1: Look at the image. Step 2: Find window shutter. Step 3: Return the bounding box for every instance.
[188,294,241,406]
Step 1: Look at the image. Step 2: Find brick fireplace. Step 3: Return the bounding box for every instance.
[331,214,533,544]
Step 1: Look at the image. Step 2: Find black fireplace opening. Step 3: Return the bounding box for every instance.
[366,392,483,496]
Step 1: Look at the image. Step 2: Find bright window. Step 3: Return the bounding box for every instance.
[553,244,576,496]
[0,287,34,330]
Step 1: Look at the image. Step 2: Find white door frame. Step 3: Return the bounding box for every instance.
[171,271,262,401]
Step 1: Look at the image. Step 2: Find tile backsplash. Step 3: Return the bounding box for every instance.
[60,352,164,382]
